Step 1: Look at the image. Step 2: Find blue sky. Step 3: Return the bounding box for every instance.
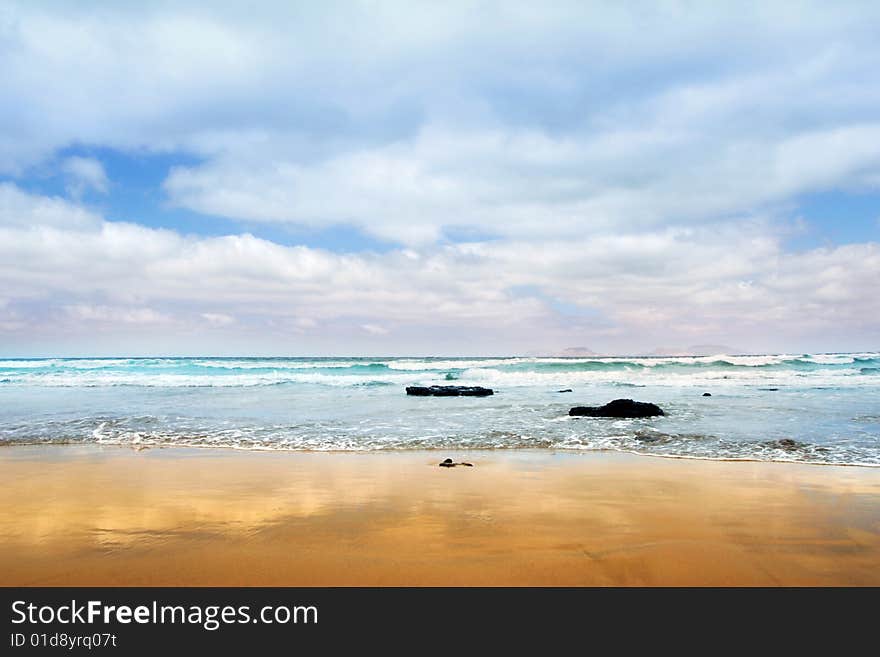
[788,190,880,249]
[1,1,879,355]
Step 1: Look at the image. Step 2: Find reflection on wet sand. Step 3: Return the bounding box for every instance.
[1,446,878,585]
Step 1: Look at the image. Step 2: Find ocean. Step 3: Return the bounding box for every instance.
[1,354,878,465]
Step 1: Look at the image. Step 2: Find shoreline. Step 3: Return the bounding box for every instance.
[2,441,878,469]
[1,445,879,586]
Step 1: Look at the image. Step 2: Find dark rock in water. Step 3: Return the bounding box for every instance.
[557,389,573,393]
[569,399,665,418]
[439,458,473,468]
[760,388,780,391]
[407,385,493,397]
[702,392,712,397]
[774,438,803,451]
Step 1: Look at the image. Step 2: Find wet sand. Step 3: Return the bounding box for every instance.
[1,446,878,586]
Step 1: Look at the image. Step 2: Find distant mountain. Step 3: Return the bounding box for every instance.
[558,346,598,356]
[524,346,599,357]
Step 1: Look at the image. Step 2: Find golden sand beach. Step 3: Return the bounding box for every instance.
[1,446,878,586]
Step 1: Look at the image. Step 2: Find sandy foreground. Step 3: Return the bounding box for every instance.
[1,446,878,586]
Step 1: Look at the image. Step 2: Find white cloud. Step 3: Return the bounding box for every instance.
[201,312,235,326]
[0,182,100,228]
[60,156,109,197]
[65,304,171,324]
[162,112,880,245]
[361,324,389,336]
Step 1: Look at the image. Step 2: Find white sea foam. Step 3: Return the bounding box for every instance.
[0,359,64,368]
[0,353,878,388]
[188,359,386,370]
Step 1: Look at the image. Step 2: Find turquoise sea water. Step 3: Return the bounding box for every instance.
[1,354,879,465]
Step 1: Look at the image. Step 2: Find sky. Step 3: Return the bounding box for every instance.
[1,1,879,356]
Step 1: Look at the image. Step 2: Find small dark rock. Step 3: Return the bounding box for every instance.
[569,399,665,418]
[760,388,780,391]
[439,458,473,468]
[407,385,493,397]
[702,392,712,397]
[557,389,573,393]
[777,438,799,449]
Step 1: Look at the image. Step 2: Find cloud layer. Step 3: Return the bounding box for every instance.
[1,184,877,355]
[1,2,879,354]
